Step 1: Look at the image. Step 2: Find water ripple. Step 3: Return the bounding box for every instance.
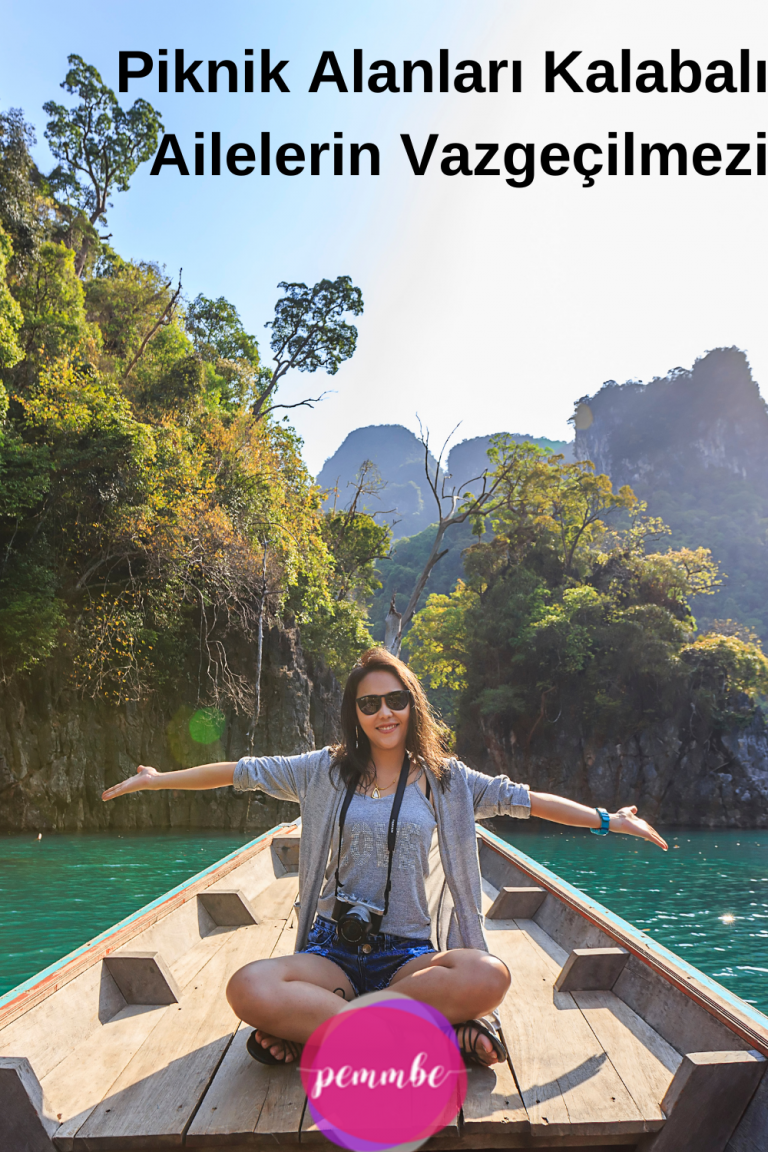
[0,829,247,996]
[496,824,768,1013]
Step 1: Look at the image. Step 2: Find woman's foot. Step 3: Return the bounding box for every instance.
[250,1028,302,1063]
[455,1020,507,1067]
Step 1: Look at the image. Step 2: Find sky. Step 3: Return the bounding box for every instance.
[2,0,766,473]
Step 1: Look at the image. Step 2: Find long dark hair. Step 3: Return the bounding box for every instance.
[332,647,451,791]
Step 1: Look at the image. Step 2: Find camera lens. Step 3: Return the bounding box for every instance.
[339,906,371,943]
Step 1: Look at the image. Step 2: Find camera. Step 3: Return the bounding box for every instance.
[332,895,384,943]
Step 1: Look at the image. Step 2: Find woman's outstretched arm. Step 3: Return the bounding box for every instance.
[529,791,668,850]
[102,762,237,801]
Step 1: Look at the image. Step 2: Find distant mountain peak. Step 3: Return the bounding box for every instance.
[574,346,768,640]
[317,425,573,539]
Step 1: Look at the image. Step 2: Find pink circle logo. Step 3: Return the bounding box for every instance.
[300,990,467,1152]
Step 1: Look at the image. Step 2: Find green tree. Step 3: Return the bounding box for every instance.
[13,241,99,373]
[0,83,370,709]
[681,632,768,728]
[0,224,23,375]
[322,509,391,601]
[405,579,476,692]
[320,462,392,602]
[87,256,179,361]
[44,55,163,274]
[253,276,363,419]
[186,294,260,365]
[406,444,767,752]
[383,427,524,655]
[0,109,48,277]
[184,293,266,412]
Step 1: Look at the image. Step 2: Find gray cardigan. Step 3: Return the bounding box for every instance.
[234,748,531,952]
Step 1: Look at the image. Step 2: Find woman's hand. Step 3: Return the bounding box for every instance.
[529,792,668,849]
[610,806,668,850]
[102,765,160,802]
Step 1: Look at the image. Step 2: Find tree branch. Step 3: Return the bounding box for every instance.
[122,270,182,380]
[258,391,332,419]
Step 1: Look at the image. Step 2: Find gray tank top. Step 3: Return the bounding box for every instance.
[316,776,437,939]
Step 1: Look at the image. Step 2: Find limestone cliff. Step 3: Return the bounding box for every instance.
[573,347,768,639]
[462,709,768,829]
[0,624,341,833]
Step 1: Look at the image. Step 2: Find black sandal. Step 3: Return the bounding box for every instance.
[454,1019,508,1067]
[246,1029,303,1066]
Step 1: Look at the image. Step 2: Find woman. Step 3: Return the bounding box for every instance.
[102,647,667,1068]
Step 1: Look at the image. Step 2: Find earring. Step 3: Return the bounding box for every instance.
[355,724,360,746]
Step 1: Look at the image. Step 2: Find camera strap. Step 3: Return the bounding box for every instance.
[334,752,411,917]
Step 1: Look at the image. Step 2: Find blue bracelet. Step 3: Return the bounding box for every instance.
[590,807,611,836]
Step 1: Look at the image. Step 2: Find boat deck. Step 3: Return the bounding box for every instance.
[1,824,766,1151]
[36,881,676,1149]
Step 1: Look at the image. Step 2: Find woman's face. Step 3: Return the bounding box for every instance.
[355,669,411,754]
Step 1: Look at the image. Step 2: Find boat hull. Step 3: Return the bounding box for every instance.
[0,820,764,1151]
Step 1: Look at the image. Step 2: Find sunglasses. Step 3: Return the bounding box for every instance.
[355,690,412,716]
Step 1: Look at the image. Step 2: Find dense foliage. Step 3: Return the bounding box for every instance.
[368,518,477,643]
[0,67,382,708]
[405,439,768,745]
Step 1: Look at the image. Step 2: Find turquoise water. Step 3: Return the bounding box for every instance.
[0,830,245,997]
[0,826,766,1014]
[496,823,768,1012]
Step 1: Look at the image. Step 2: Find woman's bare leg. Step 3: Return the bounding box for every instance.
[226,953,356,1061]
[389,948,511,1065]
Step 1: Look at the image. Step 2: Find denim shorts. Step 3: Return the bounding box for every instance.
[300,915,436,997]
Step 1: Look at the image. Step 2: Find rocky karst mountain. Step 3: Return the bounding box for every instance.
[574,347,768,639]
[316,425,572,539]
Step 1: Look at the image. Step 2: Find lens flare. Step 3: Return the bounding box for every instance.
[188,707,226,744]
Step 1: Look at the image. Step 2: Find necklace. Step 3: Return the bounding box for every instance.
[367,764,420,799]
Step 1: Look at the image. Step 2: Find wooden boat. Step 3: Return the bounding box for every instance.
[1,819,766,1151]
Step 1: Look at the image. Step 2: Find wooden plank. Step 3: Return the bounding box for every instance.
[425,1138,637,1149]
[73,878,298,1149]
[73,927,269,1149]
[572,990,681,1128]
[460,1056,528,1135]
[0,963,126,1084]
[185,1026,305,1147]
[45,1006,172,1150]
[270,836,300,875]
[253,1062,306,1145]
[523,914,745,1060]
[486,919,647,1137]
[269,915,297,959]
[614,956,750,1061]
[170,927,236,993]
[187,914,304,1146]
[208,875,297,941]
[108,887,216,979]
[56,889,297,1142]
[249,916,306,1144]
[182,1142,639,1151]
[516,917,568,970]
